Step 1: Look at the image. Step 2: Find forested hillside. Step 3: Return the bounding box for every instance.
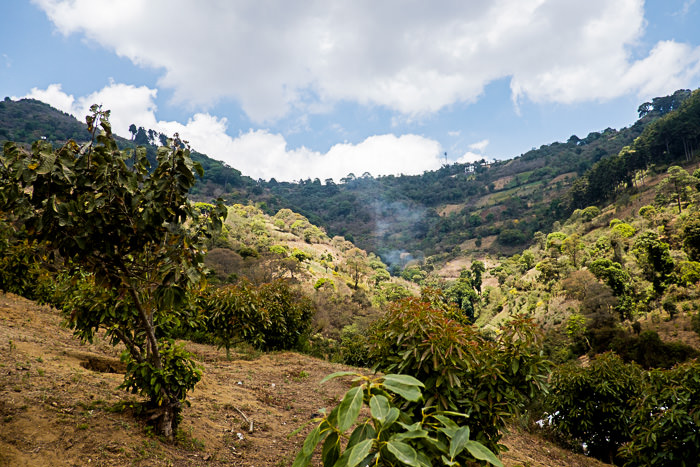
[1,90,695,273]
[259,90,694,266]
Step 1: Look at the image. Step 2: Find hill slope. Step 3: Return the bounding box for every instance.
[0,292,609,467]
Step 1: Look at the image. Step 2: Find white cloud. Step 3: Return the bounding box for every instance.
[457,139,490,164]
[20,83,444,182]
[21,83,75,113]
[468,139,489,152]
[33,0,700,121]
[20,82,158,136]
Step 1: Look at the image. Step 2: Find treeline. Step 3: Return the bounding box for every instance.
[568,89,698,210]
[261,120,645,262]
[0,98,86,143]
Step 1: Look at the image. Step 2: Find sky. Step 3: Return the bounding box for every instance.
[1,1,700,183]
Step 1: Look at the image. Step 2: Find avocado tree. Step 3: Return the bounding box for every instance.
[0,106,226,438]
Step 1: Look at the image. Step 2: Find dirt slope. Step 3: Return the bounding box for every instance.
[0,293,608,467]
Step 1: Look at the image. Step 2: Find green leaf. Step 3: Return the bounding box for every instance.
[383,374,425,388]
[333,438,373,467]
[369,395,391,423]
[390,429,429,442]
[464,440,503,467]
[448,426,470,459]
[347,423,376,449]
[321,431,340,467]
[320,371,358,384]
[384,407,400,428]
[337,386,364,432]
[292,426,321,467]
[383,380,422,402]
[386,440,419,467]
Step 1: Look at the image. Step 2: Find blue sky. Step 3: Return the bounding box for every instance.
[2,0,700,182]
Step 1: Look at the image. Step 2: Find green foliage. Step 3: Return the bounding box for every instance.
[611,222,635,238]
[620,361,700,466]
[291,248,313,263]
[610,330,698,369]
[497,228,527,246]
[638,204,657,219]
[445,268,479,322]
[0,106,226,438]
[377,282,413,303]
[0,222,43,298]
[632,232,674,294]
[580,205,601,221]
[564,313,588,348]
[198,279,315,354]
[588,258,630,296]
[655,165,697,213]
[120,340,202,431]
[680,217,700,261]
[691,312,700,338]
[547,352,644,464]
[292,372,503,467]
[368,291,549,453]
[336,324,371,367]
[314,277,335,291]
[545,232,568,253]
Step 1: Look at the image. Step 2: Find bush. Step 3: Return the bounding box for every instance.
[337,324,371,367]
[197,280,315,356]
[293,372,503,467]
[610,330,698,369]
[548,353,700,465]
[368,290,549,453]
[581,205,601,221]
[546,352,644,464]
[0,223,43,299]
[620,361,700,466]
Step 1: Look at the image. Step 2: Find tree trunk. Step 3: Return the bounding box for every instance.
[154,400,180,440]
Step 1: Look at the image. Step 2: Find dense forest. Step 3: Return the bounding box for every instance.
[1,88,700,465]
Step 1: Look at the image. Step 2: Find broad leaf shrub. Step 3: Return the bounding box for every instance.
[619,360,700,466]
[196,279,315,356]
[368,289,549,453]
[547,353,700,466]
[0,221,44,298]
[293,372,503,467]
[546,352,643,464]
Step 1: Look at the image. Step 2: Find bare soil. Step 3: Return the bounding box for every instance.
[0,292,609,467]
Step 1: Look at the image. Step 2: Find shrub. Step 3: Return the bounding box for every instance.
[546,352,644,464]
[292,372,503,467]
[336,324,371,367]
[610,330,698,369]
[581,205,601,221]
[0,223,43,299]
[620,361,700,466]
[612,222,636,238]
[638,205,657,219]
[368,290,549,453]
[197,279,315,356]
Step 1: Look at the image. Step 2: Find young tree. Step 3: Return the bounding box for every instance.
[632,232,675,294]
[656,165,697,213]
[0,106,226,438]
[344,247,369,289]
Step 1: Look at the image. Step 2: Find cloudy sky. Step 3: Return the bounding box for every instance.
[2,1,700,182]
